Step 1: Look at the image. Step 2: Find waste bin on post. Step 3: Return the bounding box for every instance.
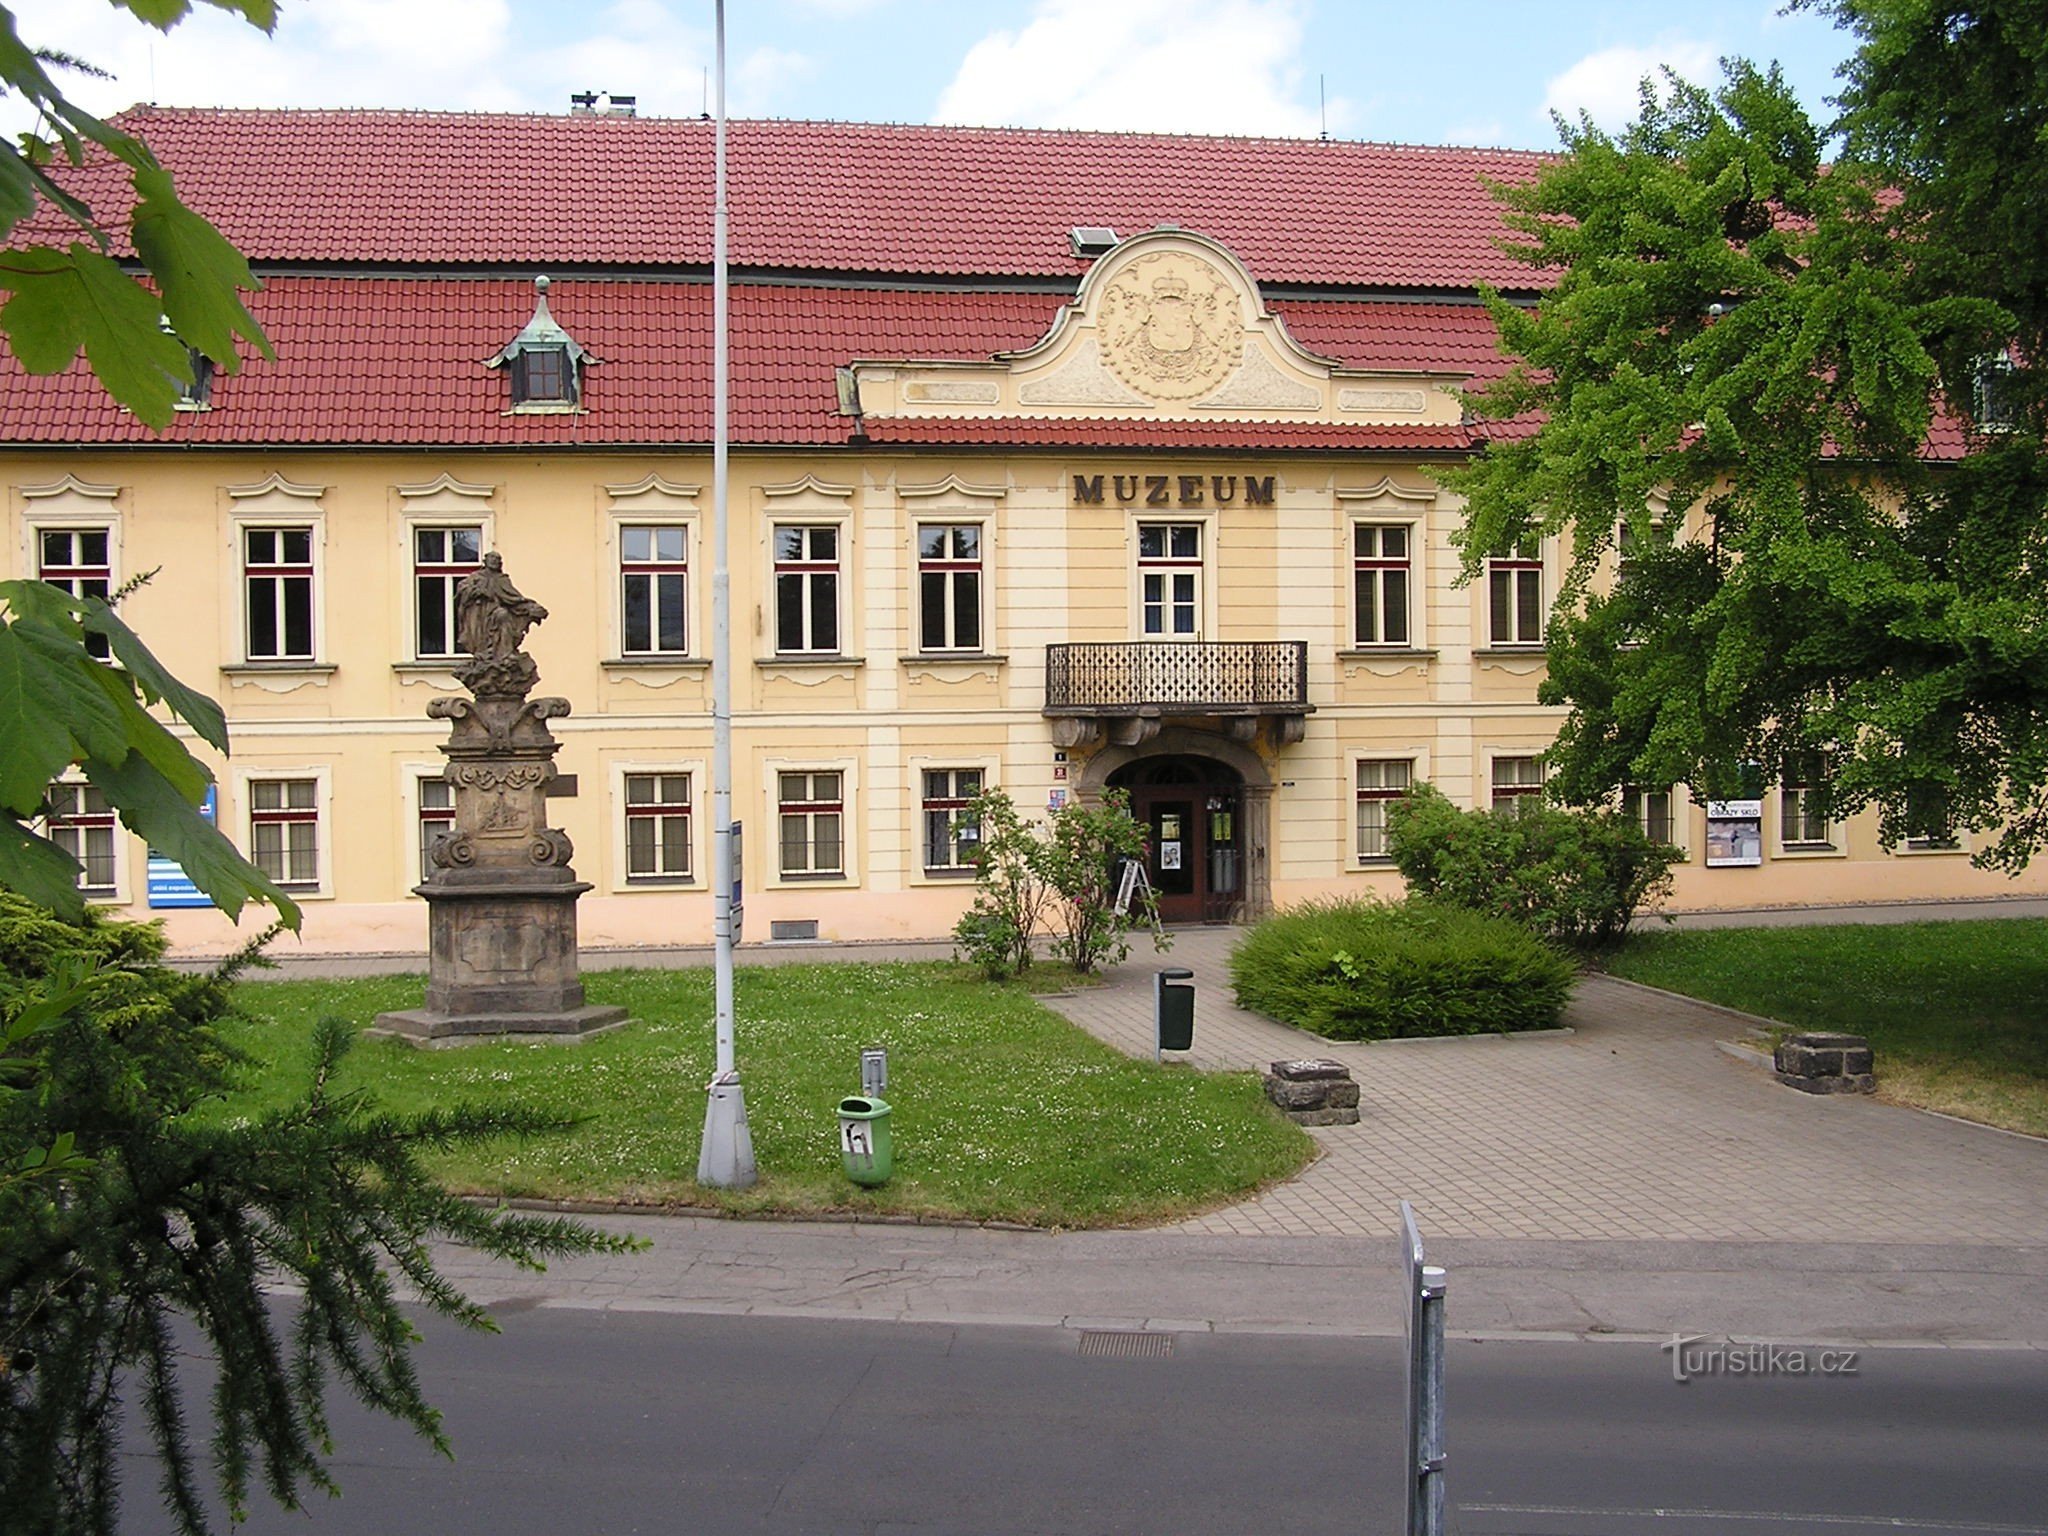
[1155,968,1195,1060]
[837,1095,893,1186]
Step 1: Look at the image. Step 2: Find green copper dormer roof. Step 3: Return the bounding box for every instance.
[487,275,590,369]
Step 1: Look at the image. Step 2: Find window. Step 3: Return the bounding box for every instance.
[1904,784,1959,851]
[1487,540,1544,646]
[1623,784,1676,845]
[621,524,688,656]
[175,349,214,409]
[774,525,840,654]
[414,525,483,658]
[1616,515,1671,586]
[39,527,113,658]
[1491,756,1544,812]
[922,769,983,874]
[45,780,117,896]
[243,526,315,661]
[249,778,320,889]
[1138,523,1202,637]
[1780,757,1834,849]
[513,344,571,405]
[623,773,692,881]
[1352,525,1411,646]
[1355,759,1412,862]
[778,771,844,876]
[418,777,455,877]
[918,524,983,652]
[1973,351,2017,432]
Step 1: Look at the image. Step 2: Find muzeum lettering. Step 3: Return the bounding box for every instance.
[1072,473,1277,508]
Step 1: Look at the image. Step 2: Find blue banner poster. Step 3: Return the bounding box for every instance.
[147,784,219,908]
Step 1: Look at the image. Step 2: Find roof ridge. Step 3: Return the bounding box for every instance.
[107,104,1557,159]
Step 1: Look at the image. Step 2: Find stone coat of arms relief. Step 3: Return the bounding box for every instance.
[1100,252,1245,402]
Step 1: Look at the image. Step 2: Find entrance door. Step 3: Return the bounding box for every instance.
[1111,755,1244,924]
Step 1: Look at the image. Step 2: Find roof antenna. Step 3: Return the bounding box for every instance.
[701,66,709,120]
[1319,74,1328,140]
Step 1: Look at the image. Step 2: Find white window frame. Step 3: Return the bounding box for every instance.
[1486,539,1546,648]
[236,521,323,664]
[1775,758,1845,858]
[1898,785,1968,856]
[915,521,986,655]
[771,523,844,656]
[409,523,487,661]
[236,768,333,899]
[395,485,496,670]
[1351,522,1415,648]
[620,769,696,885]
[918,766,986,877]
[27,515,120,659]
[1489,754,1546,812]
[767,759,858,886]
[1622,783,1689,856]
[400,764,455,890]
[41,774,127,902]
[1133,519,1209,640]
[1353,757,1414,864]
[617,521,692,658]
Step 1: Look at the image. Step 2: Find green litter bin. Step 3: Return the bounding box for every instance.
[837,1095,893,1187]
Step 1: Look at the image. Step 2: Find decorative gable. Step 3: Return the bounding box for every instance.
[842,229,1466,427]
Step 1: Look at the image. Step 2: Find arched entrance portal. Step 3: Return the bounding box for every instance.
[1108,755,1245,924]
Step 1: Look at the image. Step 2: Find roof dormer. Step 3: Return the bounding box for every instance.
[488,275,591,411]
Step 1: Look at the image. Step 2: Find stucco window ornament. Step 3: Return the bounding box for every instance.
[1100,252,1245,402]
[486,274,593,409]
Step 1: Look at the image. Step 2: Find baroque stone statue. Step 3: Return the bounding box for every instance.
[455,551,549,700]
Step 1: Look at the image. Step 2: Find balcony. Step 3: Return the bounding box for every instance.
[1044,641,1312,749]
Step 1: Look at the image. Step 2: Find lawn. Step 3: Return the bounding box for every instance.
[1608,919,2048,1137]
[206,961,1314,1228]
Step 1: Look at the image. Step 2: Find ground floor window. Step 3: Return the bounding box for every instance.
[249,778,320,889]
[778,771,844,877]
[45,780,117,895]
[1354,759,1412,862]
[624,772,693,881]
[1623,784,1675,845]
[921,769,982,874]
[1780,758,1834,849]
[418,776,454,876]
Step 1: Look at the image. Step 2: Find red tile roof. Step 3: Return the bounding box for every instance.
[859,419,1472,452]
[21,109,1551,291]
[0,276,1506,448]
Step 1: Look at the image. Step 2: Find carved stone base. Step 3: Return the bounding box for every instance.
[371,877,630,1045]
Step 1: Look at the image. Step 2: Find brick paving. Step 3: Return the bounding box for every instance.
[1044,928,2048,1245]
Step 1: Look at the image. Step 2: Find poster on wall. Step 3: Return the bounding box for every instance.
[1704,799,1764,868]
[147,785,219,908]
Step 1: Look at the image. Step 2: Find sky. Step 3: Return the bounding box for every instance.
[14,0,1861,150]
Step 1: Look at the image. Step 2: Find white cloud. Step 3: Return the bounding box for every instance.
[1541,40,1720,132]
[932,0,1346,137]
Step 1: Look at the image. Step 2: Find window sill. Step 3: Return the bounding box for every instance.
[605,656,709,669]
[1896,843,1968,857]
[1473,646,1547,658]
[918,867,979,881]
[222,662,336,695]
[1337,648,1437,661]
[1776,841,1845,859]
[758,654,865,667]
[504,402,586,416]
[623,876,699,888]
[774,871,853,885]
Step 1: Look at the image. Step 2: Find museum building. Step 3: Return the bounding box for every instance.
[6,106,2040,954]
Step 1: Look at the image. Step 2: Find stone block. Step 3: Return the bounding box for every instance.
[1772,1031,1875,1094]
[1264,1076,1331,1110]
[1288,1106,1361,1127]
[1322,1079,1361,1110]
[1269,1058,1351,1082]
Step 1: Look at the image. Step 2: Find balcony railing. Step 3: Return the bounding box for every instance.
[1044,641,1310,714]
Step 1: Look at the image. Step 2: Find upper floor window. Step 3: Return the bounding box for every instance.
[243,526,315,662]
[621,524,688,656]
[1138,522,1202,638]
[1352,524,1411,647]
[918,524,983,653]
[414,526,483,658]
[774,525,840,654]
[38,527,113,659]
[1488,540,1543,646]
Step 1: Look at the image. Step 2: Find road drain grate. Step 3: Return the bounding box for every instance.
[1077,1331,1174,1359]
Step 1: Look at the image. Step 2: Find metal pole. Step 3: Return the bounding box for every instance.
[1401,1201,1447,1536]
[698,0,755,1189]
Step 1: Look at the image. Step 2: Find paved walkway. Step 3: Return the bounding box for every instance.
[1042,928,2048,1246]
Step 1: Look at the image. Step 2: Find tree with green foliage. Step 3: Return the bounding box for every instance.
[1440,10,2048,869]
[1,0,273,429]
[1037,790,1167,976]
[951,788,1056,979]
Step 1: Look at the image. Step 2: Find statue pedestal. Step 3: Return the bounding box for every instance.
[371,875,629,1046]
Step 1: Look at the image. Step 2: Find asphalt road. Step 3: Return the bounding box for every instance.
[126,1308,2048,1536]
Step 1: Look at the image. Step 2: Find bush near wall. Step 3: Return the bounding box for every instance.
[1386,783,1680,952]
[1228,897,1576,1042]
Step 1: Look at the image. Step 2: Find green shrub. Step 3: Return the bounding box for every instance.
[1228,896,1575,1041]
[1386,783,1680,951]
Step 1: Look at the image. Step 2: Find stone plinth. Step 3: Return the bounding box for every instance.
[370,605,630,1045]
[1773,1032,1876,1095]
[1263,1057,1360,1126]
